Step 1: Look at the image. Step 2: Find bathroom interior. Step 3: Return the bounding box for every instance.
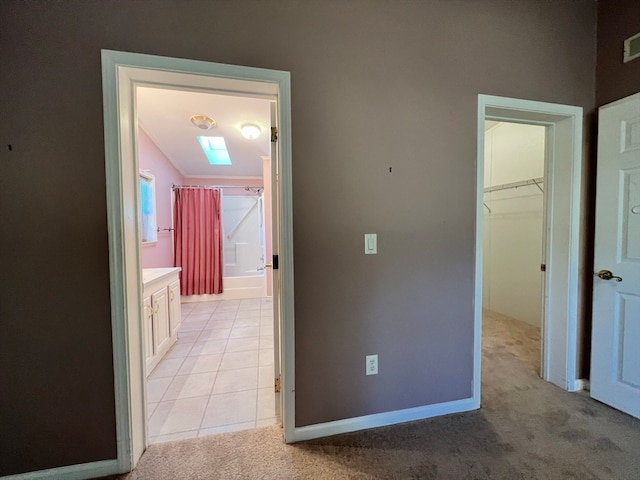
[136,86,279,444]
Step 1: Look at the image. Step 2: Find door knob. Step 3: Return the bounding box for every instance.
[596,269,623,282]
[257,263,272,271]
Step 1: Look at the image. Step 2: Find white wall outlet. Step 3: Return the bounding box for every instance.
[364,233,377,254]
[366,354,378,375]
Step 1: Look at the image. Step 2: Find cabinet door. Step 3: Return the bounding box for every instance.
[143,295,154,371]
[152,288,171,357]
[169,280,182,337]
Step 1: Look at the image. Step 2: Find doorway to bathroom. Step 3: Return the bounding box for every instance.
[102,50,295,470]
[136,87,279,443]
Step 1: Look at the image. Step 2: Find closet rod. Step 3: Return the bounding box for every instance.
[484,177,544,194]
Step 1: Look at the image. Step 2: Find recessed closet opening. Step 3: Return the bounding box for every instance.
[482,121,547,378]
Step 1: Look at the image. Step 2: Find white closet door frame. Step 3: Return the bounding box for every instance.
[475,95,584,405]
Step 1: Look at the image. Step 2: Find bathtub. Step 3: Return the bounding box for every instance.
[180,273,267,303]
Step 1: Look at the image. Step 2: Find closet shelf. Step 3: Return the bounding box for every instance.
[484,177,544,193]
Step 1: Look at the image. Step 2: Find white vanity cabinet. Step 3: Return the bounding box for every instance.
[169,280,181,337]
[142,268,182,375]
[143,296,154,368]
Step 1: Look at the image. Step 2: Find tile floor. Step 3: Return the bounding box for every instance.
[146,297,279,444]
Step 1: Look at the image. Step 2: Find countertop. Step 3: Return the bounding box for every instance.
[142,267,181,287]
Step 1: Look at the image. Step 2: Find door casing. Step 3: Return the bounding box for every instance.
[101,50,295,473]
[475,95,584,405]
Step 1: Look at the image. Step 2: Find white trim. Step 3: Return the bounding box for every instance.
[101,49,295,474]
[474,98,485,408]
[291,397,477,442]
[101,50,135,475]
[0,460,119,480]
[573,379,590,392]
[476,95,583,398]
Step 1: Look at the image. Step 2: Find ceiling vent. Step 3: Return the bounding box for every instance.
[623,31,640,63]
[190,114,216,130]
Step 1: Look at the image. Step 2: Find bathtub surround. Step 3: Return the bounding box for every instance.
[221,194,265,278]
[180,275,267,303]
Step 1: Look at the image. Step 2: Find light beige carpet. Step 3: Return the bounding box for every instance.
[105,311,640,479]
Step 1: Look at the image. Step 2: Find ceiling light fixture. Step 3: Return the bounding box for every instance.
[241,123,261,140]
[190,114,216,130]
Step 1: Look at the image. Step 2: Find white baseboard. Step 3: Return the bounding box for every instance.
[572,378,590,392]
[291,397,477,443]
[1,459,120,480]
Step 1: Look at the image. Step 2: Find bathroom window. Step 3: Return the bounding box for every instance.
[139,171,157,244]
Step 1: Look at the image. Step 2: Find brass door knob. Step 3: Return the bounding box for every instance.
[596,269,623,282]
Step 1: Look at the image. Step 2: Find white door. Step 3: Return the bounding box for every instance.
[591,92,640,419]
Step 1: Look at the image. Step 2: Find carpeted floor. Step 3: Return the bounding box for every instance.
[105,311,640,479]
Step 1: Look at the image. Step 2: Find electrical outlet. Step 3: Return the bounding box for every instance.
[366,354,378,375]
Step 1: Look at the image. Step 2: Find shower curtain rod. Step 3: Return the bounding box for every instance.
[172,184,264,190]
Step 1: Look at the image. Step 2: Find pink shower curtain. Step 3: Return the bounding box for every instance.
[173,188,223,295]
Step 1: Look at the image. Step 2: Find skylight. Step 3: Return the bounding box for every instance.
[197,136,232,165]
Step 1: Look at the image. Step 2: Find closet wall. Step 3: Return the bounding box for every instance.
[483,122,546,327]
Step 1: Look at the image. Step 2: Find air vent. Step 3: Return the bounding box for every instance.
[623,31,640,63]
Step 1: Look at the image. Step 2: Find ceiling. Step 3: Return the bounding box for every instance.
[136,87,272,178]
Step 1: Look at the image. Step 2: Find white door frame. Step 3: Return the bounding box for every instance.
[101,50,295,473]
[475,95,584,404]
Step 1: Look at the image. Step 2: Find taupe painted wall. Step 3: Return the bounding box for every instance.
[597,0,640,106]
[0,0,598,475]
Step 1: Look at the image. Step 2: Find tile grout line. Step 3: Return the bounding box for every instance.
[198,302,244,436]
[152,301,217,440]
[149,298,277,443]
[196,356,221,437]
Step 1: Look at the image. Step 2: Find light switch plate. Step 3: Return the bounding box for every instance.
[364,233,377,254]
